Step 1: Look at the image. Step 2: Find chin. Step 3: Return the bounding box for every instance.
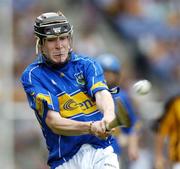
[54,60,65,65]
[50,55,69,65]
[53,57,65,63]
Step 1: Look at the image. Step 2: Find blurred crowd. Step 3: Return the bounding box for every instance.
[93,0,180,98]
[4,0,180,168]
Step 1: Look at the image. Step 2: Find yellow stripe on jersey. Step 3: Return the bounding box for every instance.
[58,91,98,118]
[90,82,108,91]
[35,93,52,117]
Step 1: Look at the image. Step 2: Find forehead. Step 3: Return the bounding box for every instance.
[45,33,70,39]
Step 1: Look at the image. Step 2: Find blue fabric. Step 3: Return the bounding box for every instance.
[21,52,115,168]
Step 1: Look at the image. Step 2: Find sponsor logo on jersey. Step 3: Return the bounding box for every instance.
[63,99,79,110]
[58,91,97,118]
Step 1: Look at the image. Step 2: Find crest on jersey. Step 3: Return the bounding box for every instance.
[74,71,85,85]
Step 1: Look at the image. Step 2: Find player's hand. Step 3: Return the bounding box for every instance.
[90,121,110,140]
[103,113,116,125]
[102,114,116,132]
[128,145,139,161]
[154,156,165,169]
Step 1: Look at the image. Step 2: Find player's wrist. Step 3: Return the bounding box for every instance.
[89,121,94,134]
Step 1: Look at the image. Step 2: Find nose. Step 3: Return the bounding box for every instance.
[55,37,62,48]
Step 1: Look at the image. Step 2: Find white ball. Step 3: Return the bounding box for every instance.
[133,80,152,95]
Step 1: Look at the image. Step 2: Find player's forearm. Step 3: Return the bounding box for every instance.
[154,133,166,169]
[128,133,139,161]
[46,110,92,136]
[155,133,165,157]
[128,133,139,148]
[52,120,91,136]
[95,90,115,122]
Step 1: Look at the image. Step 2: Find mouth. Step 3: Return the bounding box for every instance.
[51,52,69,63]
[53,52,68,56]
[53,53,62,56]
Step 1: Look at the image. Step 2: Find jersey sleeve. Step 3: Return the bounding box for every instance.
[21,70,60,121]
[84,58,108,97]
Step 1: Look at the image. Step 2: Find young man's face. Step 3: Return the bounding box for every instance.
[42,35,70,64]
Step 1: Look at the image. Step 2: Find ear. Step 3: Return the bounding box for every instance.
[68,37,73,50]
[41,39,46,53]
[40,44,46,55]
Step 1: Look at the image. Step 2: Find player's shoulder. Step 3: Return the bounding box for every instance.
[71,52,97,65]
[20,59,41,82]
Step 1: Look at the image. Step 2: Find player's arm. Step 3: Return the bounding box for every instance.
[46,89,115,137]
[21,70,106,138]
[46,110,107,138]
[95,89,116,127]
[45,110,91,136]
[127,132,139,161]
[84,59,117,131]
[154,132,166,169]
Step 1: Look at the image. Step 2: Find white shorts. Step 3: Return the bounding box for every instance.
[55,144,120,169]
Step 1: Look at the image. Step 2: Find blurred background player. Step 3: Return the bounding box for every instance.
[154,94,180,169]
[96,53,139,169]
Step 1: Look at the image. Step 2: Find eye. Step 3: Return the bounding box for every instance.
[59,36,68,41]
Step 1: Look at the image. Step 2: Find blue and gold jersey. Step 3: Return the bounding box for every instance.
[21,52,115,168]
